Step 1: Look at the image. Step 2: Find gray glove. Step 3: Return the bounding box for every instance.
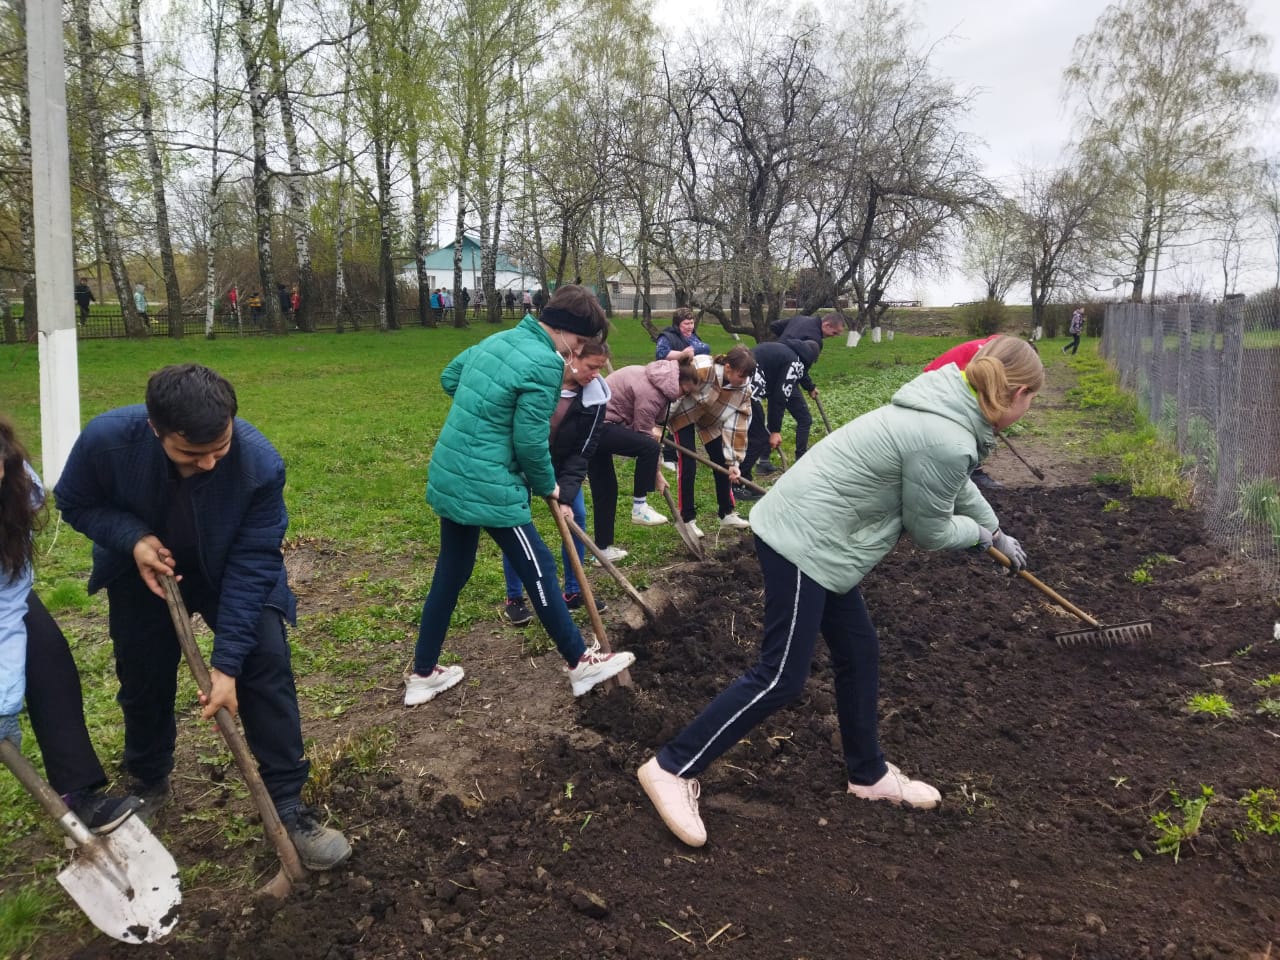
[975,528,1027,573]
[0,713,21,748]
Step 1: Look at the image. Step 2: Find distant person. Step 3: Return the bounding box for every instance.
[1064,307,1084,355]
[133,283,149,327]
[54,364,352,869]
[246,290,263,327]
[290,284,301,326]
[227,285,240,324]
[532,288,545,315]
[406,285,633,706]
[638,336,1044,848]
[505,289,516,314]
[1,418,141,834]
[461,287,471,314]
[522,289,533,313]
[74,278,94,326]
[277,283,291,325]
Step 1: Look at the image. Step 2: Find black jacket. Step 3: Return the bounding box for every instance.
[751,339,819,432]
[768,315,824,390]
[550,377,610,506]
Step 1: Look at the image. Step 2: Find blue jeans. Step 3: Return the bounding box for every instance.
[503,489,586,598]
[416,517,587,673]
[656,535,886,785]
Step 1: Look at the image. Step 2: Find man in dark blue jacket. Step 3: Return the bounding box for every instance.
[54,364,350,870]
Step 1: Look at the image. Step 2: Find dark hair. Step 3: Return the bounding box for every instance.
[676,358,699,388]
[542,284,609,340]
[715,345,756,377]
[146,364,238,442]
[579,339,611,359]
[672,307,696,324]
[0,418,43,578]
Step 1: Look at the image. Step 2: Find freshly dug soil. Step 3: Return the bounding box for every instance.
[67,481,1280,960]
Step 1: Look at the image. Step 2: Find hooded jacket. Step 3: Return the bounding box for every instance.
[551,376,611,506]
[427,313,562,527]
[604,360,685,435]
[749,366,1001,593]
[751,339,819,432]
[769,315,825,390]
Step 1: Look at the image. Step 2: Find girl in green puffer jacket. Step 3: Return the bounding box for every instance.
[637,336,1044,848]
[406,286,636,707]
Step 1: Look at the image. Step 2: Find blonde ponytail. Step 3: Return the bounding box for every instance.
[967,336,1044,426]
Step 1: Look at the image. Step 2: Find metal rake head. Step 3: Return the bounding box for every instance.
[1053,620,1153,647]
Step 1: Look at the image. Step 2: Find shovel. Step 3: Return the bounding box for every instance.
[987,548,1153,646]
[564,515,659,623]
[0,740,181,943]
[997,434,1046,481]
[656,421,706,560]
[545,498,633,688]
[669,440,768,496]
[160,576,307,899]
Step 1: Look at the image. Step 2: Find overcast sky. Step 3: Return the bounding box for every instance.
[650,0,1280,305]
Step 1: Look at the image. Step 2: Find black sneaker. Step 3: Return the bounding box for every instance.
[756,461,778,476]
[124,776,173,823]
[282,806,352,871]
[564,592,607,613]
[970,469,1005,491]
[502,597,533,626]
[732,484,762,502]
[66,789,142,835]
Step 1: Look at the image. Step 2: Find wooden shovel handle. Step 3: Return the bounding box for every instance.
[160,576,307,882]
[986,548,1101,627]
[0,739,94,845]
[544,498,632,688]
[564,516,658,623]
[814,394,833,433]
[668,441,767,495]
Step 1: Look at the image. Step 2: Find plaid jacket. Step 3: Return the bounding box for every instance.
[667,355,753,465]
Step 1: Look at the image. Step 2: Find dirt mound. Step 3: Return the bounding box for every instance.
[70,482,1280,959]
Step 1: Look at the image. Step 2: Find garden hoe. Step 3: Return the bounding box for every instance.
[997,434,1045,481]
[546,497,633,688]
[0,740,181,943]
[987,547,1153,646]
[161,576,307,900]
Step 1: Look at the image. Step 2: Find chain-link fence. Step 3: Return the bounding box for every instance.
[1102,293,1280,588]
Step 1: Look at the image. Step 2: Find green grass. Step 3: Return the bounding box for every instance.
[0,884,61,956]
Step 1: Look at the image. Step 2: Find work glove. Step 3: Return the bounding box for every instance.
[975,528,1027,574]
[0,713,21,748]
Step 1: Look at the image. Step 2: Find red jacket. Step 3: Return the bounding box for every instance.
[923,335,999,372]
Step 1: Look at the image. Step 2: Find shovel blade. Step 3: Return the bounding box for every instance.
[58,815,182,944]
[1054,620,1153,648]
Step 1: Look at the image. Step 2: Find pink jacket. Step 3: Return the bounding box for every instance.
[604,360,684,435]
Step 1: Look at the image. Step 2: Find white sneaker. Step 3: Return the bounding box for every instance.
[848,762,941,809]
[686,520,705,538]
[638,757,706,847]
[719,512,750,530]
[595,545,629,564]
[631,502,669,526]
[662,460,677,472]
[567,641,636,696]
[404,664,465,706]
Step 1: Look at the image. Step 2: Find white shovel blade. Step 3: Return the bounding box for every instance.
[57,815,181,944]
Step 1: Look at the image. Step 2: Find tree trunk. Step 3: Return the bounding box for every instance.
[236,0,279,333]
[271,58,316,332]
[374,137,397,330]
[72,0,145,336]
[14,7,36,341]
[128,0,182,337]
[335,11,355,333]
[201,0,226,339]
[517,63,548,297]
[408,140,432,327]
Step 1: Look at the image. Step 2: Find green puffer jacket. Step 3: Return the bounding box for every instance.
[749,366,1001,593]
[426,315,562,527]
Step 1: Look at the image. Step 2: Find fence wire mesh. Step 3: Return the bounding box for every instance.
[1102,295,1280,590]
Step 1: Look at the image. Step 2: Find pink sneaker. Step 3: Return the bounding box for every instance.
[848,762,941,809]
[638,757,706,847]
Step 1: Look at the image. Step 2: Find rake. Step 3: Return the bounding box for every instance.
[987,547,1153,646]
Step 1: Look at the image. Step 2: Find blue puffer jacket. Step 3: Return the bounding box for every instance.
[54,406,296,677]
[427,314,563,527]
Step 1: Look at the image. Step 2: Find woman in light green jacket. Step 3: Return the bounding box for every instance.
[638,336,1044,847]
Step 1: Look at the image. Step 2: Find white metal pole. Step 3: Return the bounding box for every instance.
[28,0,80,488]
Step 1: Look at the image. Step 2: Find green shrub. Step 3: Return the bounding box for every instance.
[962,298,1007,337]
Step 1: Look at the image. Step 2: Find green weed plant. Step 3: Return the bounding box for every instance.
[1151,784,1214,862]
[1186,692,1234,718]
